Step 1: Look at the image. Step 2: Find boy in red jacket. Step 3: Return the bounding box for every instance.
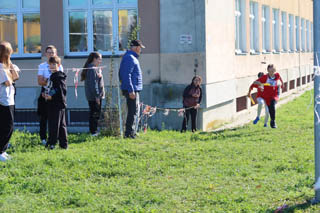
[253,64,283,128]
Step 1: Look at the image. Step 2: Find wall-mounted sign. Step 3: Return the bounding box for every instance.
[180,34,192,44]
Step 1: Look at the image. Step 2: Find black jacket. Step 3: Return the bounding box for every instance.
[48,71,67,109]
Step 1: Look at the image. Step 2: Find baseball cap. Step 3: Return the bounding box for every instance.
[130,40,145,48]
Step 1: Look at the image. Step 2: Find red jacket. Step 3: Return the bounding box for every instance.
[256,73,281,106]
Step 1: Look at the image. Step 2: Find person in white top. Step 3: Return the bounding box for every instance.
[37,45,63,146]
[0,41,20,162]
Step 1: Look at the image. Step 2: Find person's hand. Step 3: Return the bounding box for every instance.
[129,92,136,100]
[41,92,46,98]
[259,85,264,92]
[45,95,52,101]
[281,84,284,89]
[96,97,100,105]
[194,104,200,109]
[247,92,251,98]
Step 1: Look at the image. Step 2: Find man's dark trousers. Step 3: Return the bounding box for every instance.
[123,90,140,137]
[47,107,68,148]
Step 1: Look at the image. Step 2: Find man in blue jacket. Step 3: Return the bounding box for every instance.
[119,40,145,138]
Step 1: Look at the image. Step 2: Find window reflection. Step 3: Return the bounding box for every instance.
[0,0,16,9]
[23,14,41,53]
[22,0,40,9]
[118,10,137,50]
[93,11,112,51]
[118,0,137,4]
[0,14,18,53]
[69,12,88,52]
[92,0,112,6]
[68,0,87,7]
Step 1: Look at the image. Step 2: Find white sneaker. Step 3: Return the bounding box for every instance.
[91,133,99,137]
[0,153,7,162]
[3,152,11,160]
[41,139,47,146]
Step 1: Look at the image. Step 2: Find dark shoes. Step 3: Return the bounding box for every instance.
[124,134,136,139]
[270,120,277,128]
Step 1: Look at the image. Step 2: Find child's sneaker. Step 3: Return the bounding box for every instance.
[270,120,277,128]
[264,123,268,127]
[0,153,8,162]
[41,139,47,146]
[91,133,99,137]
[2,152,11,160]
[253,117,260,124]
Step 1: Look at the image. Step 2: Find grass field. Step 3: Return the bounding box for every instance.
[0,90,318,212]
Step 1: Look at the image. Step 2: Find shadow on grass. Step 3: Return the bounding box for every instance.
[266,200,313,213]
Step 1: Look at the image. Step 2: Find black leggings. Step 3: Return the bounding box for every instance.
[267,99,276,122]
[0,105,14,154]
[181,107,198,132]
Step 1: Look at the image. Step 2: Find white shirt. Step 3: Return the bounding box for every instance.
[0,64,15,106]
[38,62,64,79]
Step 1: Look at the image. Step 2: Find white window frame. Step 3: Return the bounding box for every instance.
[288,14,294,52]
[262,5,270,53]
[63,0,138,56]
[295,16,300,51]
[249,1,259,54]
[281,11,287,52]
[311,22,314,51]
[272,8,280,53]
[0,0,41,58]
[301,18,305,52]
[235,0,246,54]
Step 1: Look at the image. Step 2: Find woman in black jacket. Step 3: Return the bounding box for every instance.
[181,75,202,133]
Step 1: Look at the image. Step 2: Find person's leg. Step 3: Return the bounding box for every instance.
[58,109,68,149]
[0,105,14,154]
[181,108,189,132]
[264,103,269,127]
[39,107,48,141]
[88,101,100,134]
[190,108,198,132]
[268,99,277,128]
[47,107,59,148]
[132,93,140,136]
[123,91,137,137]
[254,98,263,124]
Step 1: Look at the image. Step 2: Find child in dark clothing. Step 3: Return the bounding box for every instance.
[45,56,68,149]
[181,75,202,133]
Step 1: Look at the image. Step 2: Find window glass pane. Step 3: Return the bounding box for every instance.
[68,0,87,7]
[0,14,18,53]
[23,14,41,53]
[93,10,112,51]
[0,0,17,9]
[118,0,137,4]
[118,9,137,50]
[69,12,88,52]
[92,0,112,5]
[23,0,40,9]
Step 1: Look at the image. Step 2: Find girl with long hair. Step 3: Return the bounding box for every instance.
[81,52,105,136]
[0,41,20,161]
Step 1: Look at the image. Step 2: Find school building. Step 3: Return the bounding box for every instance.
[2,0,314,131]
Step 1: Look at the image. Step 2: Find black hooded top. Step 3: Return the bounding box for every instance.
[48,71,67,109]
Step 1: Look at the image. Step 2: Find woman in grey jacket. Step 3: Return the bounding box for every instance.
[81,52,105,136]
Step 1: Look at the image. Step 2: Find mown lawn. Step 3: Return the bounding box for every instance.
[0,90,318,212]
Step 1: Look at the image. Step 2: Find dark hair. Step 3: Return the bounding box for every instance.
[191,75,202,87]
[48,56,61,65]
[257,72,264,78]
[81,52,102,81]
[45,45,57,54]
[267,64,275,71]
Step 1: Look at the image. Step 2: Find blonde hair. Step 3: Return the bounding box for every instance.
[0,41,13,82]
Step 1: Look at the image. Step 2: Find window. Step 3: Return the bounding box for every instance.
[272,8,280,53]
[311,22,314,51]
[281,11,287,52]
[249,1,259,53]
[295,16,300,51]
[306,20,310,52]
[262,5,270,53]
[235,0,246,54]
[64,0,138,56]
[288,14,294,52]
[301,18,305,52]
[0,0,40,57]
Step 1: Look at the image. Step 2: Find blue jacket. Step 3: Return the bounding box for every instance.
[119,50,143,92]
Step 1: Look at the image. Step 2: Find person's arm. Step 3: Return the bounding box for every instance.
[37,64,48,86]
[120,57,135,98]
[10,64,20,81]
[0,66,12,86]
[198,87,202,104]
[86,67,99,100]
[247,84,254,97]
[183,85,192,99]
[279,76,284,89]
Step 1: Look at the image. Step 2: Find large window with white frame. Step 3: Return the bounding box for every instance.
[281,11,287,52]
[272,8,280,53]
[306,20,310,52]
[0,0,40,58]
[262,5,270,53]
[295,16,300,51]
[249,1,259,54]
[64,0,138,56]
[301,18,305,52]
[288,14,294,52]
[235,0,246,54]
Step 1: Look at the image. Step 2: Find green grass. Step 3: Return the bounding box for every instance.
[0,90,318,212]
